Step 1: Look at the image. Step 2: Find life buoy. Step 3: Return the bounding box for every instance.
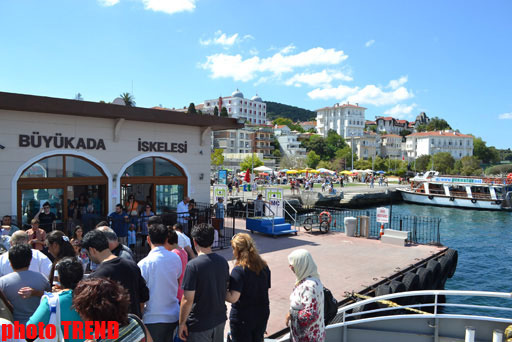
[449,197,455,201]
[319,211,332,224]
[471,199,477,204]
[428,195,434,200]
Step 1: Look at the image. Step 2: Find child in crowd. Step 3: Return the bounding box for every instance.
[128,224,137,252]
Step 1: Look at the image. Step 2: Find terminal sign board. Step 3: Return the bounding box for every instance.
[376,207,389,223]
[213,185,228,203]
[265,188,284,217]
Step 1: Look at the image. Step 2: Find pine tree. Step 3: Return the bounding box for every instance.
[187,103,197,114]
[213,106,219,116]
[220,107,228,117]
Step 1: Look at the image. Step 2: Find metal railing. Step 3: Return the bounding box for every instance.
[283,199,298,229]
[297,207,441,245]
[276,290,512,342]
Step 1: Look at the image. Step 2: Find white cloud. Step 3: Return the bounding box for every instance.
[249,48,259,56]
[384,103,417,118]
[365,39,375,47]
[308,83,413,106]
[280,44,296,54]
[388,76,408,90]
[98,0,119,6]
[285,70,353,87]
[141,0,196,15]
[499,113,512,119]
[201,47,348,82]
[307,85,359,101]
[200,31,253,47]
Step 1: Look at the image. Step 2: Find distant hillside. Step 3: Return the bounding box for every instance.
[266,101,316,122]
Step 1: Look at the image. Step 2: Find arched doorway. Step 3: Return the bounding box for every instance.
[120,157,187,215]
[17,154,108,232]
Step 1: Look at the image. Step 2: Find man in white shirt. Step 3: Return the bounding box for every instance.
[138,223,182,342]
[173,223,195,260]
[176,197,190,232]
[0,231,52,278]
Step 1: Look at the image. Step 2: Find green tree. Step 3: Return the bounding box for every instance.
[415,155,431,171]
[317,160,333,170]
[197,110,203,115]
[301,135,327,159]
[417,117,451,132]
[430,152,455,173]
[187,103,197,114]
[213,106,219,116]
[365,124,377,133]
[354,159,372,170]
[399,129,412,137]
[453,156,483,176]
[485,164,512,175]
[272,149,281,158]
[211,149,224,169]
[373,156,389,172]
[120,92,135,107]
[473,137,500,164]
[325,130,347,158]
[334,146,356,169]
[240,154,263,172]
[220,107,228,117]
[306,151,321,168]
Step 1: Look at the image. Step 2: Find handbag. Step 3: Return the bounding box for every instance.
[35,292,65,342]
[323,287,338,325]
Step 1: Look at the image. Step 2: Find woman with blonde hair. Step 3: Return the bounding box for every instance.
[226,233,271,342]
[286,249,325,342]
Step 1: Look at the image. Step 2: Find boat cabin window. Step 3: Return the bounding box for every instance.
[449,185,467,197]
[494,187,503,199]
[428,183,445,195]
[470,186,491,199]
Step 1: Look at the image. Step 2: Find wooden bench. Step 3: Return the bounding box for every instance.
[381,229,409,246]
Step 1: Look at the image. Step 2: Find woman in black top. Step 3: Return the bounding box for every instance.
[226,233,271,342]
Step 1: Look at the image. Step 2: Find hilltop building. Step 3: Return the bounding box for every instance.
[316,102,366,139]
[203,89,267,125]
[405,131,474,160]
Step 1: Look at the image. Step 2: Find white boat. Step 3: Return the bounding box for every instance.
[397,171,512,211]
[270,290,512,342]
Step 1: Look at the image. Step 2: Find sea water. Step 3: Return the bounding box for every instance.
[389,203,512,317]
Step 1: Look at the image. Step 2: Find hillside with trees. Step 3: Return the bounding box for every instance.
[266,101,316,122]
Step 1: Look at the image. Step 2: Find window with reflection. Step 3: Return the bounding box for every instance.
[123,158,154,177]
[21,156,63,178]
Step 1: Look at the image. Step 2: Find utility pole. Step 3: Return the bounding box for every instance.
[351,133,354,170]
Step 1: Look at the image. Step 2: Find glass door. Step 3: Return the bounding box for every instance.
[20,188,64,229]
[155,184,184,214]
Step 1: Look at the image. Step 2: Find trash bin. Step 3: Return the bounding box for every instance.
[358,216,370,238]
[344,217,357,237]
[247,184,252,191]
[243,184,247,192]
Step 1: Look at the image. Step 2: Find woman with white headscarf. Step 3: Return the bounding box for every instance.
[286,249,325,342]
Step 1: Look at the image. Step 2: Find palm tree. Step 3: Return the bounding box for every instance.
[120,92,136,107]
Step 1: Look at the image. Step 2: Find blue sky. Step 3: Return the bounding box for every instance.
[0,0,510,148]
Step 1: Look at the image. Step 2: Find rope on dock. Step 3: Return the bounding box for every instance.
[352,293,429,315]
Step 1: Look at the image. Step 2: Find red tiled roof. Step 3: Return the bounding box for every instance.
[396,119,408,124]
[376,116,395,121]
[300,121,317,126]
[365,120,376,125]
[408,131,473,138]
[381,134,402,138]
[275,125,289,129]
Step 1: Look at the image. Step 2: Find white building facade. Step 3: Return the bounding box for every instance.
[277,133,307,157]
[347,132,380,160]
[316,103,366,139]
[405,131,474,160]
[203,89,267,125]
[380,134,403,159]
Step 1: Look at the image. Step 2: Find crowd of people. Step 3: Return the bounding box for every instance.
[0,206,327,342]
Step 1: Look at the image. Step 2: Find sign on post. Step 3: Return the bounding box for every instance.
[376,207,389,224]
[264,188,284,217]
[218,170,227,185]
[213,185,228,203]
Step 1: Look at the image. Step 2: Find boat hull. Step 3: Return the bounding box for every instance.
[397,189,505,211]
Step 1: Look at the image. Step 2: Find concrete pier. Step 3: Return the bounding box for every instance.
[216,219,443,337]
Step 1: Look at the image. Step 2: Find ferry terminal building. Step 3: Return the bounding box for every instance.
[0,91,242,229]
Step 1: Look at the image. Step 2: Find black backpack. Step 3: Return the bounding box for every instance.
[323,287,338,325]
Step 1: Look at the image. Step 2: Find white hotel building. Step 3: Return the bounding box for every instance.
[202,89,267,125]
[316,103,366,139]
[405,131,474,160]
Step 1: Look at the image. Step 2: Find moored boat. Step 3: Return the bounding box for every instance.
[397,171,512,211]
